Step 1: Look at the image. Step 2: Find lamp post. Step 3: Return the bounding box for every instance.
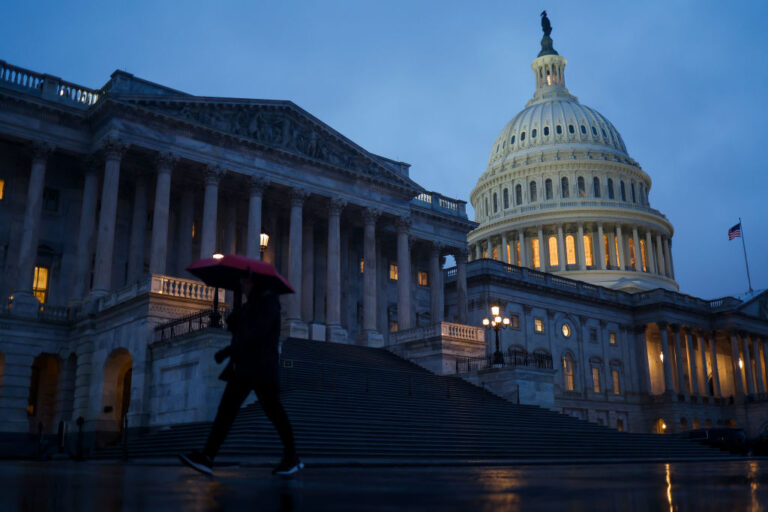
[259,232,270,260]
[482,305,510,366]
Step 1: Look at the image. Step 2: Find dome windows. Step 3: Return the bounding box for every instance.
[568,124,575,134]
[593,177,601,198]
[561,177,570,198]
[544,126,550,136]
[493,192,498,213]
[601,128,607,138]
[529,181,537,202]
[607,179,615,199]
[521,131,526,141]
[631,182,636,203]
[515,184,522,205]
[620,181,627,201]
[510,135,515,144]
[556,125,562,135]
[532,129,537,138]
[545,179,553,200]
[591,126,597,136]
[503,188,509,209]
[577,177,586,197]
[580,125,587,135]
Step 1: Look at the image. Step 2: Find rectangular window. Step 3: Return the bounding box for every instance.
[360,258,364,274]
[589,328,598,343]
[32,265,49,304]
[0,178,5,200]
[389,263,398,280]
[612,369,621,395]
[640,239,647,272]
[506,243,511,265]
[629,238,636,270]
[534,318,544,333]
[516,241,521,266]
[509,314,520,329]
[603,235,611,267]
[616,418,624,432]
[389,321,398,333]
[191,221,197,240]
[584,235,593,266]
[563,358,575,391]
[609,332,617,345]
[417,271,429,287]
[592,367,601,393]
[532,238,541,268]
[42,187,59,212]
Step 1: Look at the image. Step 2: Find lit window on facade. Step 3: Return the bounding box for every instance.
[515,241,521,266]
[603,235,611,267]
[563,356,575,391]
[614,236,621,268]
[0,178,4,200]
[548,236,558,267]
[565,235,576,265]
[32,265,49,304]
[592,367,601,393]
[389,321,398,333]
[531,238,541,268]
[628,238,637,269]
[389,263,398,280]
[417,271,429,287]
[617,418,624,432]
[561,323,571,338]
[612,369,621,395]
[609,332,617,345]
[191,221,197,239]
[534,318,544,333]
[360,258,364,274]
[583,235,593,266]
[640,240,648,271]
[509,314,520,328]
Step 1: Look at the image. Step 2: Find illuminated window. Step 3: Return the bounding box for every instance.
[640,240,648,271]
[531,238,541,268]
[191,221,197,240]
[417,271,429,287]
[603,234,611,267]
[617,418,624,432]
[545,179,553,199]
[360,258,364,274]
[389,263,398,280]
[577,177,586,197]
[389,321,398,333]
[614,236,621,267]
[628,238,636,269]
[609,332,617,345]
[32,266,49,304]
[43,187,59,212]
[548,236,559,267]
[593,177,600,198]
[515,185,522,205]
[529,181,537,202]
[561,323,571,338]
[0,178,5,200]
[592,367,601,393]
[583,235,593,266]
[612,369,621,395]
[563,355,575,391]
[505,243,511,265]
[565,235,576,265]
[491,248,498,260]
[509,314,520,328]
[515,241,521,266]
[607,178,615,199]
[534,318,544,333]
[561,177,569,198]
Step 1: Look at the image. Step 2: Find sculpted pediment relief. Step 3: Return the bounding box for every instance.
[128,99,414,189]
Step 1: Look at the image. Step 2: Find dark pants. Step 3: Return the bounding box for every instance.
[203,379,296,460]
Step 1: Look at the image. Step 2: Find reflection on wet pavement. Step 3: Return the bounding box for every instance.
[1,460,766,511]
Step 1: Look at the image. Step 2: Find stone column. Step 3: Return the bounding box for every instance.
[537,226,545,270]
[71,164,100,300]
[429,241,443,324]
[474,243,481,261]
[176,187,194,275]
[730,332,745,398]
[659,323,674,394]
[607,226,618,269]
[301,218,314,323]
[615,225,625,271]
[286,189,307,327]
[671,325,686,395]
[92,139,126,296]
[709,331,722,397]
[597,223,606,270]
[149,153,175,275]
[518,230,526,267]
[663,237,673,278]
[645,231,655,273]
[500,232,508,264]
[486,237,493,260]
[556,225,566,270]
[246,176,266,259]
[361,208,382,345]
[326,198,347,342]
[685,329,699,396]
[126,174,148,284]
[635,325,652,394]
[752,336,765,395]
[455,248,468,324]
[696,331,708,395]
[577,223,586,270]
[199,166,223,259]
[13,142,52,308]
[655,234,666,276]
[741,332,756,396]
[632,227,641,271]
[396,217,413,330]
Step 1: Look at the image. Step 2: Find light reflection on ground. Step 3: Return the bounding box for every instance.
[1,460,766,511]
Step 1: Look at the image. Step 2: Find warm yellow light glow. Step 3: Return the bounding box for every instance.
[494,316,502,324]
[212,253,224,260]
[640,239,648,272]
[259,232,270,250]
[629,238,637,269]
[565,235,576,265]
[0,179,5,200]
[548,236,558,267]
[417,271,429,287]
[739,358,744,369]
[491,306,500,317]
[665,463,673,511]
[32,266,49,304]
[482,318,490,326]
[660,352,664,362]
[662,422,667,430]
[583,235,593,266]
[389,263,398,281]
[503,317,510,325]
[532,238,541,268]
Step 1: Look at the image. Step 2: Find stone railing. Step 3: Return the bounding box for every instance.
[411,191,468,218]
[391,321,485,345]
[150,275,224,302]
[0,60,101,107]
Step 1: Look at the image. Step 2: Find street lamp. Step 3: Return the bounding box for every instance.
[483,305,510,365]
[210,253,224,328]
[259,233,270,260]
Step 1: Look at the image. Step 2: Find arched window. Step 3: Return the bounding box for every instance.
[580,125,587,134]
[532,128,537,138]
[565,235,576,265]
[620,181,626,201]
[561,177,569,198]
[638,183,645,205]
[593,177,601,198]
[591,126,597,136]
[577,177,586,197]
[583,234,594,266]
[510,135,515,144]
[603,234,611,267]
[503,188,509,209]
[545,179,553,200]
[590,357,603,393]
[640,239,648,271]
[562,353,575,391]
[544,126,550,136]
[521,131,526,141]
[556,125,562,134]
[485,198,489,217]
[548,236,559,267]
[515,184,522,205]
[531,237,541,269]
[529,181,537,202]
[631,182,636,203]
[601,128,607,137]
[568,124,575,134]
[628,237,636,269]
[607,178,615,199]
[493,192,498,213]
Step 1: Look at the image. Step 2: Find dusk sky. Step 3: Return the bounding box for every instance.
[2,1,765,300]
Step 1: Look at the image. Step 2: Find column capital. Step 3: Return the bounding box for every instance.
[249,175,269,195]
[657,321,668,331]
[290,188,309,207]
[155,151,179,172]
[363,207,380,225]
[634,324,647,335]
[99,135,128,161]
[453,246,470,262]
[328,197,347,216]
[430,241,445,255]
[204,165,225,185]
[29,140,54,160]
[396,216,412,233]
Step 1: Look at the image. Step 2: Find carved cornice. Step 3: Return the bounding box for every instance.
[328,197,347,217]
[289,188,309,207]
[396,216,412,234]
[249,175,269,195]
[204,165,225,185]
[99,135,128,161]
[363,207,380,225]
[155,151,179,173]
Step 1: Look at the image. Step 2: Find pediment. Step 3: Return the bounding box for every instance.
[116,97,418,192]
[736,290,768,320]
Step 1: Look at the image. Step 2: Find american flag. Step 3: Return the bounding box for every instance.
[728,222,742,240]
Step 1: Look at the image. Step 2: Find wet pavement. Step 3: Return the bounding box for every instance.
[1,459,767,511]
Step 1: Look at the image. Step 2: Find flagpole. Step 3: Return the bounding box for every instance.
[739,217,754,293]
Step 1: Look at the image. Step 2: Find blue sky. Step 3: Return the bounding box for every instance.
[2,1,765,300]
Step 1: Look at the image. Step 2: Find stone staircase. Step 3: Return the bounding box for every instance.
[95,339,732,462]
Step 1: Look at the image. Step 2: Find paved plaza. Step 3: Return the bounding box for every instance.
[1,459,767,511]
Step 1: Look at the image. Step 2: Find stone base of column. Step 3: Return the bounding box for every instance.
[358,330,384,348]
[309,323,327,341]
[326,325,348,344]
[9,292,41,318]
[282,319,309,340]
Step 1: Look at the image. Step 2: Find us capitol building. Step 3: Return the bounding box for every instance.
[0,17,767,454]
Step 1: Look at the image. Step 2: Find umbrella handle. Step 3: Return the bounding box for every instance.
[211,287,221,328]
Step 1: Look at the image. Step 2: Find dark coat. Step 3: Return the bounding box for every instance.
[218,290,281,389]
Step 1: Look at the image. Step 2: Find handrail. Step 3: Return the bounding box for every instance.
[456,350,554,374]
[153,306,229,343]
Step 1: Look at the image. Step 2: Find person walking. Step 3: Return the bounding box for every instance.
[180,273,302,476]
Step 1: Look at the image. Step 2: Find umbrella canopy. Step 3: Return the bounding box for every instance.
[186,254,295,294]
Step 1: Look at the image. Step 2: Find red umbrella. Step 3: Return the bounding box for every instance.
[186,254,295,294]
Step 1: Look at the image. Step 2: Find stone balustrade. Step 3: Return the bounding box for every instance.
[482,198,668,224]
[411,191,467,218]
[150,275,224,302]
[391,321,485,345]
[0,60,100,107]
